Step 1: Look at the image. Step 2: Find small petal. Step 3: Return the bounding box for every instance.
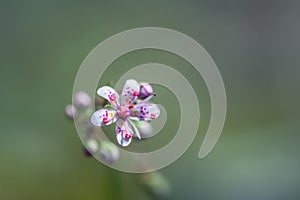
[127,119,141,139]
[97,86,120,108]
[121,79,140,105]
[129,103,160,121]
[91,109,117,126]
[116,119,133,147]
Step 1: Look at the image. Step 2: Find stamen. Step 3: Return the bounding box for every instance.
[109,94,116,101]
[109,94,119,107]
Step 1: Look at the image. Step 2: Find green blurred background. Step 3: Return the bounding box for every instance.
[1,0,300,199]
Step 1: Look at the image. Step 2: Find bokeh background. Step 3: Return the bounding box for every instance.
[1,0,300,199]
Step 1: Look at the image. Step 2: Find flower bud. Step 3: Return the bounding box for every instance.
[73,91,92,108]
[83,139,98,157]
[65,104,77,119]
[83,147,91,157]
[139,82,153,99]
[99,141,119,164]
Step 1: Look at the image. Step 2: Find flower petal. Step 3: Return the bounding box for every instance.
[91,109,117,126]
[129,103,160,121]
[121,79,140,105]
[116,119,133,147]
[97,86,120,108]
[127,119,141,139]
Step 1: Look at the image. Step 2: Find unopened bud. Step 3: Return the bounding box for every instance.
[100,141,119,164]
[65,104,77,119]
[139,82,153,99]
[83,139,98,157]
[73,91,92,108]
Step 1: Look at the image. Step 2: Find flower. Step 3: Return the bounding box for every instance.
[91,79,160,146]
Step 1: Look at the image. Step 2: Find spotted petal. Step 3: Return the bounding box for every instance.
[121,79,140,105]
[127,119,141,139]
[129,103,160,121]
[97,86,120,108]
[91,109,117,126]
[116,119,133,147]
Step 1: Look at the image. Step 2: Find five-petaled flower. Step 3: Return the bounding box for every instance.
[91,79,160,147]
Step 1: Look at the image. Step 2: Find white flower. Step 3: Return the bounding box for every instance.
[91,79,160,146]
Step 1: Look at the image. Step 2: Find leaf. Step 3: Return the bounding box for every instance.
[104,104,113,109]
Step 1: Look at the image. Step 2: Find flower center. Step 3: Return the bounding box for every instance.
[117,105,130,119]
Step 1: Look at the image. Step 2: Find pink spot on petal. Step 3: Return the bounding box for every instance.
[109,94,116,101]
[133,91,139,96]
[125,134,131,140]
[103,117,109,123]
